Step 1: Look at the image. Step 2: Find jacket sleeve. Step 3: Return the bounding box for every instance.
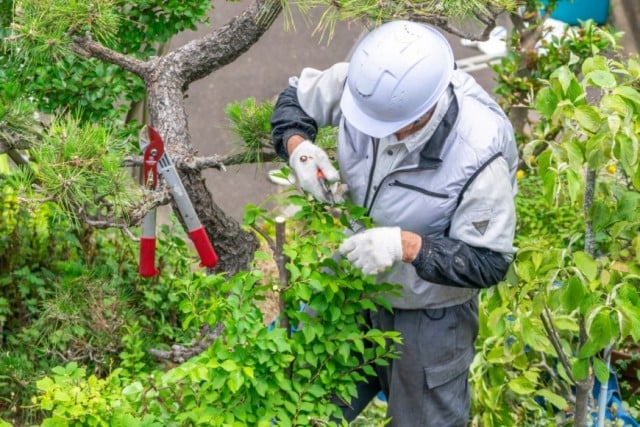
[271,85,318,161]
[270,63,349,161]
[411,156,516,288]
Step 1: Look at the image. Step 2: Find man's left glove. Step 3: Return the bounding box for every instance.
[289,140,340,203]
[338,227,403,275]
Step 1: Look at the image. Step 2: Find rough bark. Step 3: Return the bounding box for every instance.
[72,0,283,274]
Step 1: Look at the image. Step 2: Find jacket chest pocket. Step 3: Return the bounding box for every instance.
[389,180,448,199]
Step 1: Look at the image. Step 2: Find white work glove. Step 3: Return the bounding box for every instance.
[289,140,340,203]
[338,227,403,275]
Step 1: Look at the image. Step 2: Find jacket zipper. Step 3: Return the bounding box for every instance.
[363,138,379,208]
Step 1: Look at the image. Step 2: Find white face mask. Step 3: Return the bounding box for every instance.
[389,113,438,152]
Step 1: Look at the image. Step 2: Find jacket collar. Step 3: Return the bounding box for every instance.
[418,86,459,169]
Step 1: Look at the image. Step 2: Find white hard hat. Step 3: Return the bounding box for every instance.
[340,21,454,138]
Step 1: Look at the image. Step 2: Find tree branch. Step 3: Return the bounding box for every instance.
[78,188,172,234]
[70,33,150,77]
[123,150,281,170]
[169,0,283,85]
[408,5,504,41]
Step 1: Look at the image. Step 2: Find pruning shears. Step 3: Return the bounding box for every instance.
[316,170,336,205]
[138,125,218,277]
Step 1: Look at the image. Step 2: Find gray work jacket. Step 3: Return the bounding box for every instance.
[273,63,518,309]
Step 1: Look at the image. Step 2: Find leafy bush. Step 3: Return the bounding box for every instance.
[19,193,401,426]
[0,173,203,424]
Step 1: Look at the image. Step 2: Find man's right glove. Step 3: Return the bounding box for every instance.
[339,227,403,275]
[289,140,340,203]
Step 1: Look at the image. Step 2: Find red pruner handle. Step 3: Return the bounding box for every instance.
[139,237,159,277]
[189,227,218,268]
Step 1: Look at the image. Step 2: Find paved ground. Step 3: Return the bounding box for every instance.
[170,7,365,220]
[170,2,637,221]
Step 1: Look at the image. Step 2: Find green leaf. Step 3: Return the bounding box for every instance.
[585,70,617,89]
[566,78,585,104]
[36,377,55,392]
[615,133,639,178]
[578,310,615,358]
[254,379,268,397]
[561,276,585,312]
[338,342,350,362]
[306,383,326,399]
[586,134,608,169]
[592,357,610,385]
[297,283,312,301]
[520,317,552,353]
[535,389,569,410]
[536,87,559,117]
[508,376,537,395]
[565,169,582,205]
[582,56,608,75]
[572,358,590,381]
[227,370,244,393]
[612,86,640,108]
[573,251,597,281]
[220,360,238,372]
[552,66,575,94]
[602,94,632,117]
[578,340,602,358]
[574,105,602,134]
[566,139,585,168]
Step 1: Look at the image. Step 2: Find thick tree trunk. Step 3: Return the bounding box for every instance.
[74,0,282,273]
[143,59,259,275]
[178,169,259,275]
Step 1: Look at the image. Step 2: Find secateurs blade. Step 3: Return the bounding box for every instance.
[316,169,336,205]
[138,125,218,277]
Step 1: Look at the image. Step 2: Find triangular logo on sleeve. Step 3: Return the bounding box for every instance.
[472,220,490,235]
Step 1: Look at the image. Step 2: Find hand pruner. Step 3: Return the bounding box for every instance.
[138,125,218,277]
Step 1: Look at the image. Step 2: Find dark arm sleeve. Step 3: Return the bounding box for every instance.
[411,236,511,289]
[270,85,318,161]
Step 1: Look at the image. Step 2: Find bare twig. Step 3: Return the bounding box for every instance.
[583,168,596,256]
[148,323,225,363]
[540,307,576,383]
[274,216,291,333]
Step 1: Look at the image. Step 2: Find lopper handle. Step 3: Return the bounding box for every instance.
[139,237,159,277]
[139,209,159,277]
[189,227,218,268]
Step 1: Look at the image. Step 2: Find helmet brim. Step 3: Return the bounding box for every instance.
[340,86,423,139]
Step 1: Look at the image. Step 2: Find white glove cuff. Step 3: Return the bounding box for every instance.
[385,227,403,261]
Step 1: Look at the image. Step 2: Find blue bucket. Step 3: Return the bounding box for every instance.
[541,0,610,25]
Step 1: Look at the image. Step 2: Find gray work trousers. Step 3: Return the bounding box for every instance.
[340,297,479,426]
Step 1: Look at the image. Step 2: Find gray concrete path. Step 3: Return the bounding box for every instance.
[171,8,364,220]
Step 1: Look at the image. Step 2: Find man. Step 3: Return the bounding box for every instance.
[270,20,518,426]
